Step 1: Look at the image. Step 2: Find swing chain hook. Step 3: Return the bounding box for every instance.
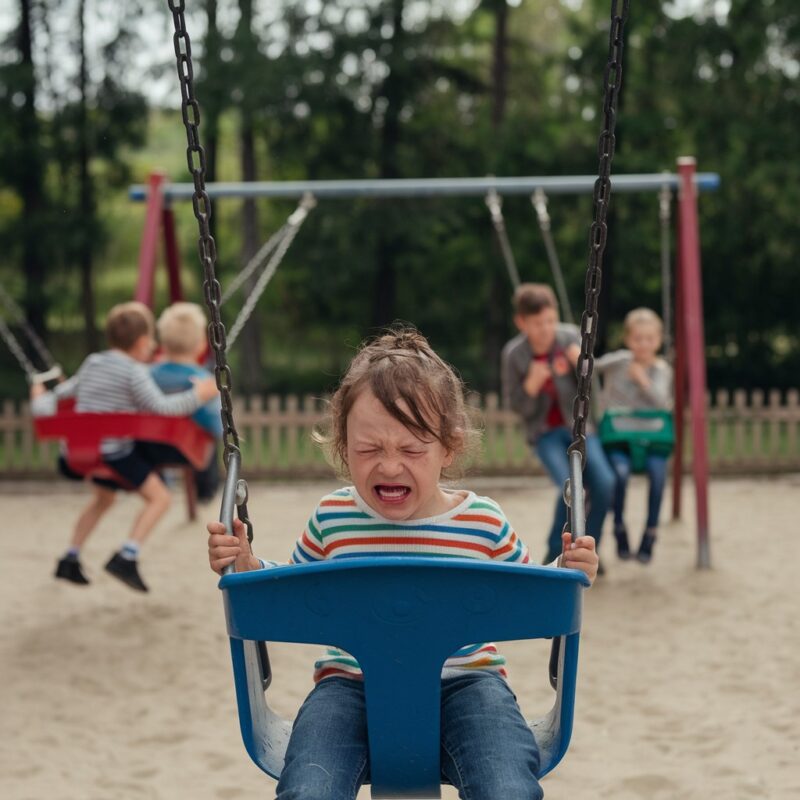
[531,188,551,232]
[167,0,254,542]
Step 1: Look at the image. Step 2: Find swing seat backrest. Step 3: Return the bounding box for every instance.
[34,405,214,473]
[220,557,589,799]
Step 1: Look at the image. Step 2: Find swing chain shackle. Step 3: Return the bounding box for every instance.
[531,188,551,231]
[566,0,630,537]
[485,188,503,222]
[166,0,253,541]
[288,192,317,225]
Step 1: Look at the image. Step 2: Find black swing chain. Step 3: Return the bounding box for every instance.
[568,0,630,469]
[166,0,628,542]
[166,0,253,543]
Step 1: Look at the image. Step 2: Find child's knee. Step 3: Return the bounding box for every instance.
[613,459,631,483]
[140,474,172,508]
[93,488,116,510]
[592,467,616,504]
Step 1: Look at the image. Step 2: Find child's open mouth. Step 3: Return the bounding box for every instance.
[373,484,411,504]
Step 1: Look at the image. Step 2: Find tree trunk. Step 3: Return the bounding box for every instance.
[490,0,509,132]
[372,0,406,329]
[237,0,263,391]
[484,0,512,393]
[77,0,98,352]
[17,0,48,339]
[204,0,221,241]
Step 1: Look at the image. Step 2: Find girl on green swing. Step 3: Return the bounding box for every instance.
[595,308,674,563]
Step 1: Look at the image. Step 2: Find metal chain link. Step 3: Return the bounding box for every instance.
[226,193,316,347]
[166,0,253,540]
[0,315,39,380]
[485,188,521,289]
[0,285,60,372]
[531,189,574,325]
[568,0,630,468]
[221,212,300,306]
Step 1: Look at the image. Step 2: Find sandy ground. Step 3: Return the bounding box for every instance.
[1,473,798,800]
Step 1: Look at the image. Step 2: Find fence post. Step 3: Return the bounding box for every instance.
[267,395,281,469]
[751,389,764,464]
[788,389,799,466]
[768,389,781,463]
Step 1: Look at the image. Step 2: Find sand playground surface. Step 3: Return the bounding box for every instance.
[1,473,798,800]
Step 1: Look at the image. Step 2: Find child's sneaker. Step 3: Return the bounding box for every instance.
[636,529,657,564]
[55,555,90,585]
[614,524,631,560]
[105,552,149,592]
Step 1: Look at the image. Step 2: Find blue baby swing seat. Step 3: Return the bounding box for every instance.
[220,554,589,799]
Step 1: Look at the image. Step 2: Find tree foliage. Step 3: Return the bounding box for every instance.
[1,0,798,396]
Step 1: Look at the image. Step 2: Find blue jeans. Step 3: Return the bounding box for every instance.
[276,672,543,800]
[607,450,668,530]
[535,428,616,559]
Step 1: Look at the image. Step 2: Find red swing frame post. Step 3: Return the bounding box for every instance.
[135,172,185,307]
[671,156,711,569]
[131,172,204,519]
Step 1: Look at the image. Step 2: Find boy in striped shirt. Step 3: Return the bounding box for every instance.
[208,327,597,799]
[32,301,218,591]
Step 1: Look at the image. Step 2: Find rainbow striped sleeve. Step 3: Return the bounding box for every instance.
[290,508,326,563]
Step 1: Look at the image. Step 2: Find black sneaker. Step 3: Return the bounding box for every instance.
[105,552,149,592]
[55,556,90,585]
[614,524,632,560]
[637,530,657,564]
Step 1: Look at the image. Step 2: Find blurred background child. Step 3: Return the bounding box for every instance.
[151,302,223,502]
[594,308,673,563]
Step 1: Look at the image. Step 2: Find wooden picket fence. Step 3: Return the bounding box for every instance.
[1,389,799,480]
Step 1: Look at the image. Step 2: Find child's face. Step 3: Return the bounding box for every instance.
[515,307,558,354]
[625,322,662,362]
[346,389,454,521]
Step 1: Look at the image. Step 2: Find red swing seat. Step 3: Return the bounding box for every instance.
[34,399,215,519]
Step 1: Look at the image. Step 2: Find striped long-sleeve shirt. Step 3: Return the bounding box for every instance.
[31,350,202,457]
[258,486,531,683]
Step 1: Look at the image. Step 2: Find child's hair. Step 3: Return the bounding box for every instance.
[316,325,480,480]
[512,283,559,316]
[157,302,208,357]
[105,302,155,351]
[624,307,663,337]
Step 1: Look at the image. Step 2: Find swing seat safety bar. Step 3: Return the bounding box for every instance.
[220,558,589,799]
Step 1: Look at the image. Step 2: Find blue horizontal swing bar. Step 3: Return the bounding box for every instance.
[129,172,720,202]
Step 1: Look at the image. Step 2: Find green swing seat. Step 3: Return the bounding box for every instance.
[598,408,675,472]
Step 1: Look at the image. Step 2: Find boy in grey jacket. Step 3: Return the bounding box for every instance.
[501,283,615,565]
